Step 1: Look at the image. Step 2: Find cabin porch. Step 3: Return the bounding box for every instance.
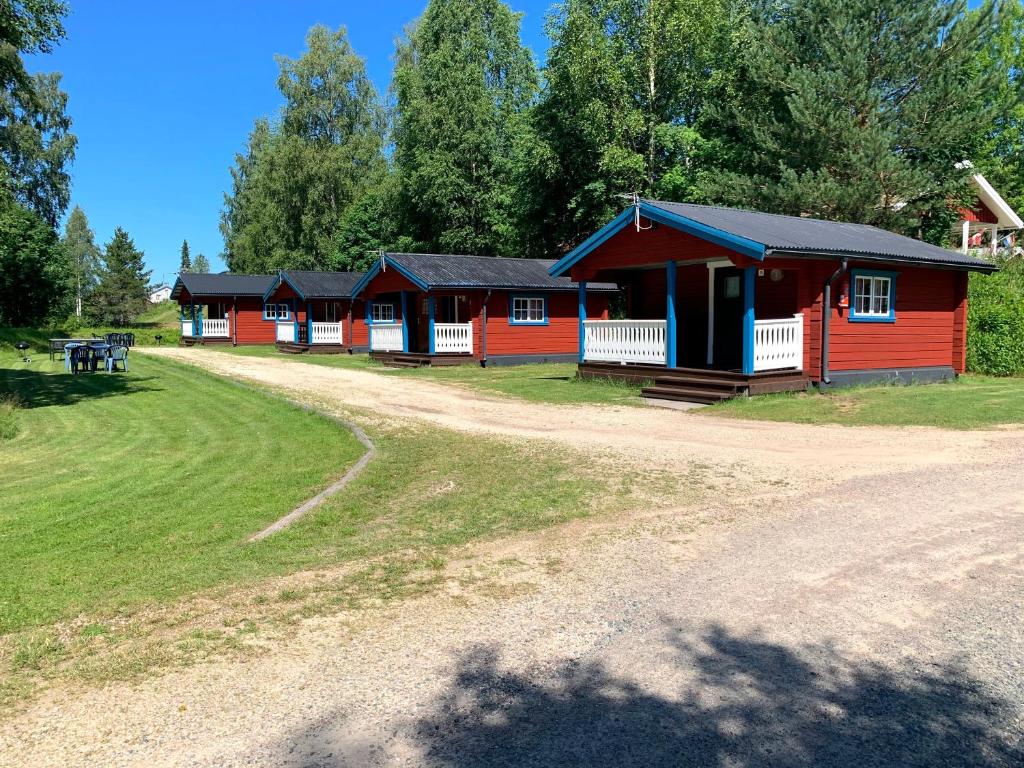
[179,301,231,345]
[273,299,348,354]
[575,260,809,402]
[366,290,476,366]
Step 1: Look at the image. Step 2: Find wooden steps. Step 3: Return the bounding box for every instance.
[578,363,810,405]
[370,351,476,368]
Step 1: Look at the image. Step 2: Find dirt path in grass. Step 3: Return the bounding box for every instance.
[4,411,1023,766]
[139,347,1018,490]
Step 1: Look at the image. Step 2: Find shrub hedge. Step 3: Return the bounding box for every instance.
[967,257,1024,376]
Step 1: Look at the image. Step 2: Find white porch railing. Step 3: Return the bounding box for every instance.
[434,322,473,354]
[276,322,294,343]
[203,318,229,337]
[754,314,803,372]
[370,323,403,352]
[583,319,667,365]
[181,319,194,337]
[311,321,343,345]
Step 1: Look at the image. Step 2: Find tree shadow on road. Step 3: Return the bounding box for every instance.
[286,623,1022,767]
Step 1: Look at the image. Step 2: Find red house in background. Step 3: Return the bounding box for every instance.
[262,270,367,354]
[172,273,275,346]
[954,162,1022,256]
[351,253,618,366]
[550,199,996,403]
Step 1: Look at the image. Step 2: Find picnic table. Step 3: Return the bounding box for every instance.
[49,337,103,362]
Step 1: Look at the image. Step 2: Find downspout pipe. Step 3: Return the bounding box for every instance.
[821,258,848,386]
[480,289,492,367]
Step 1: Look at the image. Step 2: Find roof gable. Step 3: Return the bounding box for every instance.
[550,200,996,277]
[266,270,364,301]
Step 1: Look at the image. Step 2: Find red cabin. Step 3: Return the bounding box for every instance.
[351,253,617,366]
[262,271,367,354]
[550,200,996,403]
[171,273,276,346]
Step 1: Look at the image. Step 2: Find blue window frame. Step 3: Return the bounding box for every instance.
[509,294,549,325]
[849,269,897,323]
[263,302,290,321]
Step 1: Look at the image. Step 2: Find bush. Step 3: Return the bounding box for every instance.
[967,257,1024,376]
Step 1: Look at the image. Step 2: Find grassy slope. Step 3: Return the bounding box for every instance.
[221,345,645,406]
[712,375,1024,429]
[0,324,180,350]
[136,300,180,327]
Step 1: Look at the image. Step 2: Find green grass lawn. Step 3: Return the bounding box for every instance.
[712,375,1024,429]
[220,345,645,406]
[0,349,653,700]
[0,323,180,351]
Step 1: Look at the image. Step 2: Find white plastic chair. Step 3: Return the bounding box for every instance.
[106,346,128,372]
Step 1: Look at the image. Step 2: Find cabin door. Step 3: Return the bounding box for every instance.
[712,267,745,371]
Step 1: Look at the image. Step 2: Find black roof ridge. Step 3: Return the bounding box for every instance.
[386,252,556,262]
[644,199,889,230]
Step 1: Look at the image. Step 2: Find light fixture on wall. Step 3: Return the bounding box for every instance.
[770,268,784,282]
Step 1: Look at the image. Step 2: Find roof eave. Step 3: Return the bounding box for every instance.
[766,248,998,273]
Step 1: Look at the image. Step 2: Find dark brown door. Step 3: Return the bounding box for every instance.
[713,267,744,371]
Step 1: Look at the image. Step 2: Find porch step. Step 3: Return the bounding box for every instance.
[649,374,747,393]
[640,386,734,405]
[276,343,307,354]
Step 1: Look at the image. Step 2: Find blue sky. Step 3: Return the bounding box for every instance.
[27,1,553,286]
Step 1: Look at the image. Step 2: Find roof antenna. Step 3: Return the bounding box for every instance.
[617,192,651,232]
[368,249,385,271]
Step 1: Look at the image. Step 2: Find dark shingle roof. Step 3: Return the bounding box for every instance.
[645,200,995,271]
[382,253,618,291]
[280,270,363,299]
[170,273,275,300]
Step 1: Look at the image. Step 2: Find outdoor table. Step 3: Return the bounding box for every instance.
[49,337,103,362]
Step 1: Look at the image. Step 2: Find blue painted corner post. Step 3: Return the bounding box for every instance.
[293,299,299,343]
[665,261,677,368]
[427,296,436,355]
[400,291,410,353]
[196,303,203,338]
[742,266,756,375]
[577,281,587,363]
[306,301,313,345]
[365,299,373,351]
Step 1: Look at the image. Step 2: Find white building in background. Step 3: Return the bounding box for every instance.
[148,284,172,303]
[954,162,1022,256]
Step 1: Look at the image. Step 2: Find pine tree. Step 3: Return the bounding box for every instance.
[193,252,210,273]
[179,239,191,272]
[706,0,1005,240]
[91,227,151,327]
[392,0,538,257]
[61,205,100,318]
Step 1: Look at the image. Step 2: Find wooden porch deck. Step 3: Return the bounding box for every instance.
[578,361,810,404]
[179,336,232,347]
[276,342,348,355]
[370,351,477,368]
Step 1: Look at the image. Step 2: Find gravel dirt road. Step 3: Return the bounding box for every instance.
[5,350,1022,766]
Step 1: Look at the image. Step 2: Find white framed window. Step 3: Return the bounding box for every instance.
[371,303,395,323]
[264,303,290,320]
[510,296,547,325]
[851,271,896,321]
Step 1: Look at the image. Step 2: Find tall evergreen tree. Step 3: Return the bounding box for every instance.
[179,239,191,272]
[392,0,538,257]
[0,191,69,325]
[61,205,100,318]
[528,0,733,253]
[91,227,151,327]
[705,0,1005,240]
[221,25,387,272]
[192,252,210,273]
